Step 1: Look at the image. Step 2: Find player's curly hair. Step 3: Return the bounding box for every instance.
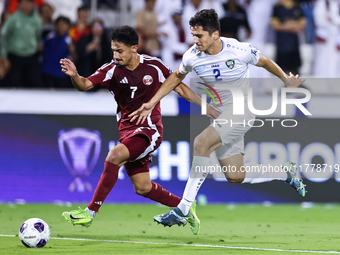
[189,9,221,35]
[110,26,139,46]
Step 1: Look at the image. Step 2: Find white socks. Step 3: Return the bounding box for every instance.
[177,156,210,215]
[86,207,96,218]
[177,160,288,215]
[242,162,287,184]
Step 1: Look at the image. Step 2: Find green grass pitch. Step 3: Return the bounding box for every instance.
[0,203,339,254]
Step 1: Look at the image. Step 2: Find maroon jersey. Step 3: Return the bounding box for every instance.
[87,54,171,143]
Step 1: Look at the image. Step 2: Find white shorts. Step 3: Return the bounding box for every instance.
[210,107,255,160]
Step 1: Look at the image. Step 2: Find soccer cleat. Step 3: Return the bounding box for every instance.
[283,161,306,197]
[62,207,93,227]
[188,200,200,235]
[153,207,188,227]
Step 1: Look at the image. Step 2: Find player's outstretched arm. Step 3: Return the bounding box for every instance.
[256,54,305,88]
[174,83,221,119]
[129,68,186,125]
[60,58,94,91]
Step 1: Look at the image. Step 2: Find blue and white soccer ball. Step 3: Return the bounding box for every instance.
[19,218,51,248]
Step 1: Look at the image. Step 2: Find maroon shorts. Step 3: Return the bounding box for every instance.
[121,133,162,177]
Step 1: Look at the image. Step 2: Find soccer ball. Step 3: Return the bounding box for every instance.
[19,218,50,248]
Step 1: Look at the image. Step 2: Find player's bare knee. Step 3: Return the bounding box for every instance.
[106,149,125,165]
[227,177,244,183]
[193,136,210,155]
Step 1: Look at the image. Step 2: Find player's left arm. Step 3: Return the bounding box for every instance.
[256,53,305,88]
[174,83,221,119]
[174,83,199,104]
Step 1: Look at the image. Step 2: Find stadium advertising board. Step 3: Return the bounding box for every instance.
[0,114,338,204]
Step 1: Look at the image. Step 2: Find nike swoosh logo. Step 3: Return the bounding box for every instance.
[70,215,86,220]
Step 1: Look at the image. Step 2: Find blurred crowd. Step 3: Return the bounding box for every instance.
[0,0,339,89]
[0,0,115,88]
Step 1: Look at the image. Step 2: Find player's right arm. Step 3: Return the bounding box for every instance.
[130,47,195,124]
[129,68,186,125]
[60,58,94,91]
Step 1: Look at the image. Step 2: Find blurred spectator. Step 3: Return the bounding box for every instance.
[82,0,118,9]
[69,6,91,44]
[159,9,189,71]
[136,0,182,28]
[0,9,12,87]
[0,0,5,24]
[0,0,43,87]
[159,8,195,86]
[76,19,112,78]
[244,0,277,49]
[242,0,277,85]
[136,0,161,57]
[39,2,54,39]
[313,0,340,77]
[182,0,224,45]
[45,0,83,24]
[219,0,251,40]
[6,0,44,13]
[182,0,204,45]
[271,0,306,75]
[298,0,315,44]
[97,0,119,9]
[40,16,74,88]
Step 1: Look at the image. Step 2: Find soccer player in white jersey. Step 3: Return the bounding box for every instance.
[130,9,306,235]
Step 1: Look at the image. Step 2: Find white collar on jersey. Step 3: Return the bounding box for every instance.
[139,54,144,63]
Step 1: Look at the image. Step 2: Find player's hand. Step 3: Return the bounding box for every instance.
[284,72,305,88]
[129,102,155,125]
[60,58,78,78]
[206,105,221,120]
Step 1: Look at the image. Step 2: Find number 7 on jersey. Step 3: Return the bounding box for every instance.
[130,86,137,98]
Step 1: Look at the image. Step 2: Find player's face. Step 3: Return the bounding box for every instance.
[191,26,218,52]
[111,41,137,66]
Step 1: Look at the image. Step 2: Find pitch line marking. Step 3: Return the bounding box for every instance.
[1,234,339,254]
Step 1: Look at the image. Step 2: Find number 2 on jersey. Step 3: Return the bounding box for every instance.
[130,86,137,98]
[213,69,222,81]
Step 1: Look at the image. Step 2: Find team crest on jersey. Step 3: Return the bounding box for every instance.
[225,60,235,69]
[143,75,153,85]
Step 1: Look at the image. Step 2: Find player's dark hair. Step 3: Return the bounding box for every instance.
[109,26,139,46]
[189,9,220,35]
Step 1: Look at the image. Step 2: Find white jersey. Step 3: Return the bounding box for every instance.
[179,37,260,109]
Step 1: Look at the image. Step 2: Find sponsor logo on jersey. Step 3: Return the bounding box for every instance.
[195,65,205,73]
[143,75,153,85]
[225,60,235,69]
[211,64,219,68]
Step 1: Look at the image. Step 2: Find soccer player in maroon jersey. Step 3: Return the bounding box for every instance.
[60,26,219,230]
